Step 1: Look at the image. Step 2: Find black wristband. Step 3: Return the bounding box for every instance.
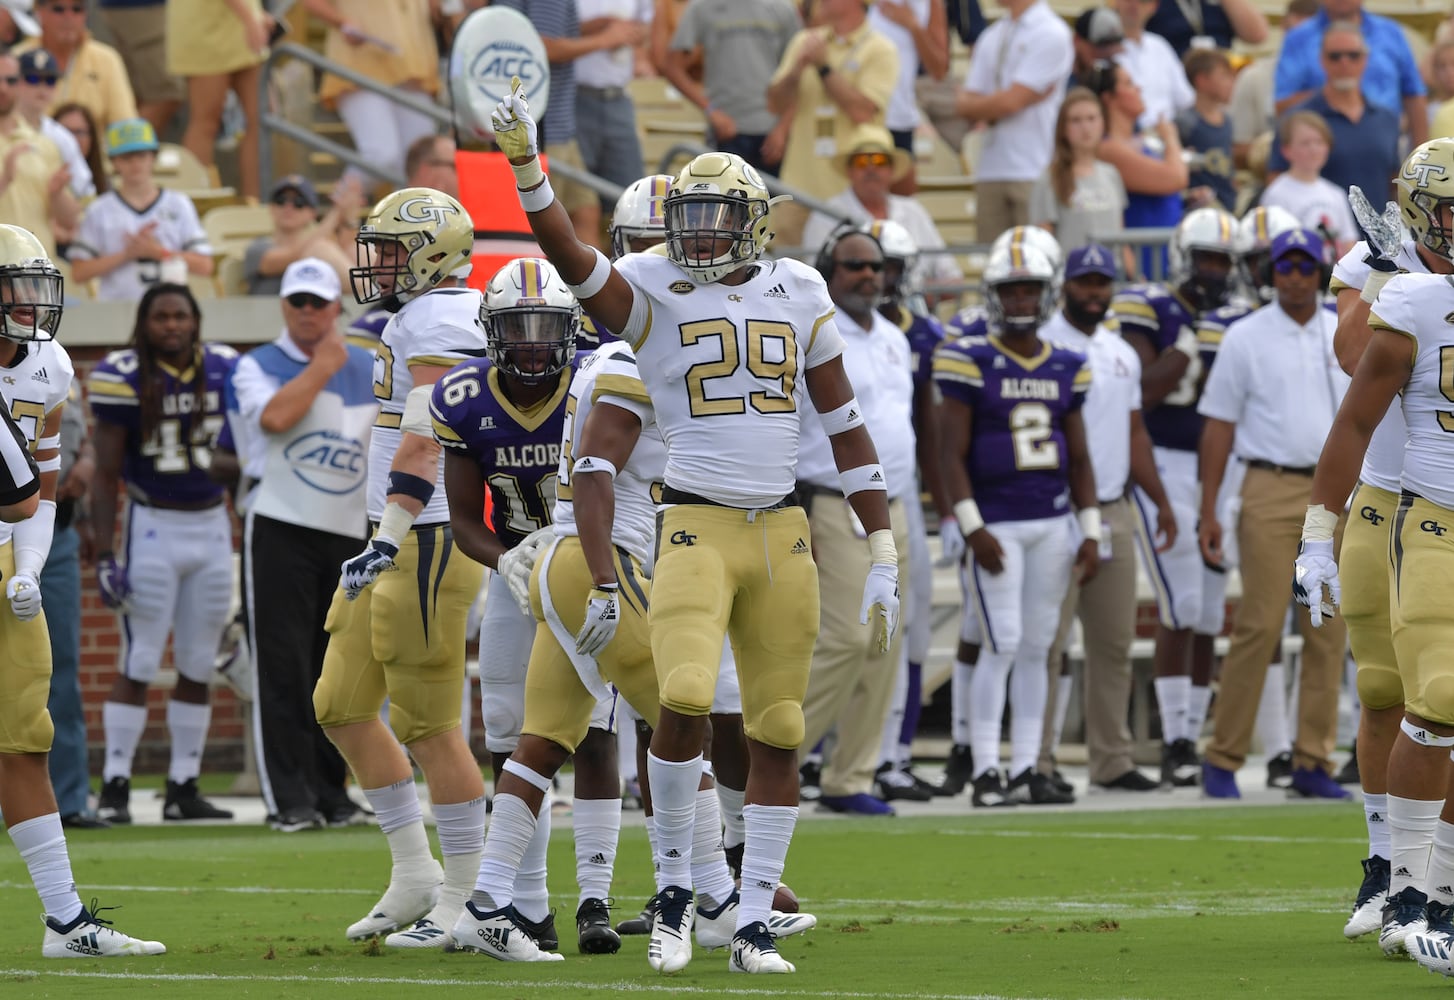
[817,63,831,80]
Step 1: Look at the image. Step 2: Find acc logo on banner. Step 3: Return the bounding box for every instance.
[448,6,551,139]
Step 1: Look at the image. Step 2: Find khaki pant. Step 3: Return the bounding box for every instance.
[801,496,911,797]
[974,180,1034,243]
[1205,467,1346,773]
[1040,497,1138,783]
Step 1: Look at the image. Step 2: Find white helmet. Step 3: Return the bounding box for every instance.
[862,219,918,299]
[481,257,579,383]
[665,152,780,283]
[1236,205,1300,303]
[0,225,63,343]
[990,225,1064,273]
[983,243,1057,334]
[610,174,673,260]
[1169,206,1238,305]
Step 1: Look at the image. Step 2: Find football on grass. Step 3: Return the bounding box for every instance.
[774,883,799,913]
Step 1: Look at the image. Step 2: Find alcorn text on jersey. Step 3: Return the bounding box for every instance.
[612,253,846,507]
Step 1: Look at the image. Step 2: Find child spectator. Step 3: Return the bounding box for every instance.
[67,118,214,302]
[1030,86,1127,253]
[1177,47,1237,211]
[1259,110,1357,254]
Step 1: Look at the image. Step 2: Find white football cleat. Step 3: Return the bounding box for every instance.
[1411,900,1454,976]
[1344,857,1389,940]
[1379,887,1428,958]
[42,907,166,958]
[450,901,563,962]
[729,920,795,973]
[768,909,817,939]
[695,888,738,950]
[346,865,443,941]
[385,917,451,949]
[647,885,695,974]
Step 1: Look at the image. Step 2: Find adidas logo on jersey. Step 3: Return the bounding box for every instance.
[790,538,809,554]
[763,284,790,300]
[30,367,48,383]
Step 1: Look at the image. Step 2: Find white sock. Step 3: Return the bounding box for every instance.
[102,701,147,782]
[880,655,909,769]
[951,657,975,746]
[513,796,552,923]
[432,796,485,919]
[1428,821,1454,906]
[1008,652,1048,778]
[1154,676,1190,744]
[573,797,622,905]
[1365,792,1390,861]
[618,725,638,783]
[1048,673,1073,758]
[716,784,746,851]
[738,803,797,931]
[647,751,702,891]
[10,814,83,926]
[1186,685,1212,742]
[362,779,437,884]
[165,700,211,784]
[1389,794,1442,896]
[472,793,536,910]
[1254,663,1291,757]
[644,814,658,864]
[692,788,738,909]
[969,649,1013,777]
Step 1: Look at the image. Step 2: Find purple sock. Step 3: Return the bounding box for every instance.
[899,662,923,746]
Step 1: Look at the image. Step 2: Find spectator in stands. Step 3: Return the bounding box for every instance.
[1114,0,1193,130]
[1145,0,1267,57]
[1177,48,1236,212]
[1273,0,1426,145]
[404,134,458,198]
[15,50,93,201]
[868,0,949,194]
[1260,111,1358,253]
[1265,22,1401,225]
[954,0,1072,242]
[44,383,102,828]
[167,0,270,202]
[1196,227,1350,800]
[766,0,898,247]
[663,0,800,172]
[651,0,698,80]
[0,0,39,47]
[1071,7,1124,85]
[1030,86,1127,253]
[1429,40,1454,139]
[0,51,79,259]
[52,100,105,195]
[575,0,650,203]
[68,118,213,301]
[303,0,440,193]
[98,0,182,133]
[243,174,360,296]
[801,124,963,298]
[1091,60,1187,276]
[13,0,137,130]
[1230,0,1317,169]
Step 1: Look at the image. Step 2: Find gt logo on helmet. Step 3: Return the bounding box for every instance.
[1404,157,1448,189]
[397,197,461,226]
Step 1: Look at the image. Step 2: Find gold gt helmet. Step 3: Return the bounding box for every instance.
[664,152,782,284]
[351,187,474,306]
[0,225,63,343]
[1399,138,1454,264]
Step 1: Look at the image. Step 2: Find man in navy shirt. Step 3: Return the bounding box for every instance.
[1146,0,1267,56]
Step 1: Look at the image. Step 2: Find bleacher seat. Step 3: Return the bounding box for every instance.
[202,205,273,264]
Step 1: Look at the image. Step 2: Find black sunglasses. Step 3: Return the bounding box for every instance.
[272,194,311,209]
[1325,50,1365,62]
[836,258,884,273]
[285,292,330,309]
[22,74,59,86]
[1274,257,1320,276]
[48,4,86,13]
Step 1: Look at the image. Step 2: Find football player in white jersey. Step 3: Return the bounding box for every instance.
[312,188,489,948]
[0,224,166,958]
[492,81,899,974]
[1296,139,1454,965]
[1322,139,1454,951]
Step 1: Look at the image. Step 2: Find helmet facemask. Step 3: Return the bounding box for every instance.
[0,260,64,343]
[1181,248,1235,311]
[1410,190,1454,263]
[485,306,578,384]
[351,233,429,307]
[665,194,765,283]
[987,278,1054,336]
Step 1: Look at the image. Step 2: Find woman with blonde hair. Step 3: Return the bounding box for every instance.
[1030,86,1127,253]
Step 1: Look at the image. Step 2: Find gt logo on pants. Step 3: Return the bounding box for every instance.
[670,530,697,546]
[1360,505,1384,526]
[1421,519,1446,536]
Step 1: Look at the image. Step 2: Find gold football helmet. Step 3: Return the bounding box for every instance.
[0,225,63,343]
[351,187,474,305]
[1398,138,1454,263]
[664,152,783,284]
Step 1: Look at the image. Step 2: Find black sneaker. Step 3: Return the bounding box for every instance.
[1094,769,1159,792]
[1335,747,1361,785]
[616,898,656,936]
[1006,767,1075,805]
[575,897,620,954]
[798,760,821,802]
[163,779,234,821]
[268,807,324,832]
[517,909,558,951]
[970,767,1014,808]
[936,744,974,796]
[325,801,373,827]
[723,842,744,880]
[1160,739,1200,787]
[96,777,131,825]
[1265,751,1293,789]
[60,812,111,829]
[1046,769,1074,796]
[876,763,932,802]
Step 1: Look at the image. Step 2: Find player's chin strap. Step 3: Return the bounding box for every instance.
[13,498,56,578]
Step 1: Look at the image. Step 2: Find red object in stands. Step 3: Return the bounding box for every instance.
[456,148,546,292]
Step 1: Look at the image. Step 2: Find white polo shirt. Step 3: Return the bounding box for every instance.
[962,0,1072,183]
[796,309,916,501]
[801,188,965,291]
[1119,29,1195,130]
[868,0,931,131]
[1043,311,1142,502]
[575,0,651,90]
[1197,302,1349,468]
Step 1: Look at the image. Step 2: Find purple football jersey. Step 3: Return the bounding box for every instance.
[577,312,619,355]
[429,358,574,549]
[1109,284,1204,452]
[898,310,946,390]
[933,336,1090,524]
[88,343,235,505]
[945,305,988,340]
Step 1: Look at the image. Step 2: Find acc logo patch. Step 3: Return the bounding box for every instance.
[284,430,367,495]
[669,281,695,295]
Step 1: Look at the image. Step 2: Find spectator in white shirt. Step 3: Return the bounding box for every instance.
[867,0,949,194]
[1113,0,1195,129]
[1259,110,1358,254]
[574,0,650,202]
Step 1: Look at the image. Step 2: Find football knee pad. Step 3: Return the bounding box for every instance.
[1355,662,1403,712]
[1418,674,1454,730]
[751,700,804,751]
[659,661,716,717]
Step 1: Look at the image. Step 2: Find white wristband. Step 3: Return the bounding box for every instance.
[567,247,612,300]
[818,397,865,436]
[840,463,887,496]
[511,156,545,190]
[1360,268,1394,305]
[573,455,617,479]
[867,528,897,566]
[1077,506,1102,543]
[1172,325,1199,361]
[1302,503,1338,542]
[952,498,983,535]
[376,501,416,549]
[519,176,555,214]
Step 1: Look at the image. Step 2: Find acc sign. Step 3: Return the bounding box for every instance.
[449,6,551,139]
[284,430,367,495]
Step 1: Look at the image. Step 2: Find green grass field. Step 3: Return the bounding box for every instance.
[0,801,1432,999]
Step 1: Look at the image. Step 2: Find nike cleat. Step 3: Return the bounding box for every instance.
[41,903,166,958]
[345,865,442,941]
[647,885,694,974]
[1344,856,1389,940]
[729,919,794,973]
[1380,886,1429,957]
[450,901,563,961]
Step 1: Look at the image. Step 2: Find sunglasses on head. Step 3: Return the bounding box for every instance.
[273,194,311,209]
[849,151,893,169]
[836,258,884,273]
[1274,257,1320,276]
[23,74,58,86]
[285,292,330,310]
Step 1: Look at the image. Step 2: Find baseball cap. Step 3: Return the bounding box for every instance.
[1074,7,1124,46]
[1269,227,1326,264]
[105,117,159,157]
[16,48,57,80]
[0,0,39,38]
[269,174,319,209]
[280,258,341,302]
[1065,243,1117,279]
